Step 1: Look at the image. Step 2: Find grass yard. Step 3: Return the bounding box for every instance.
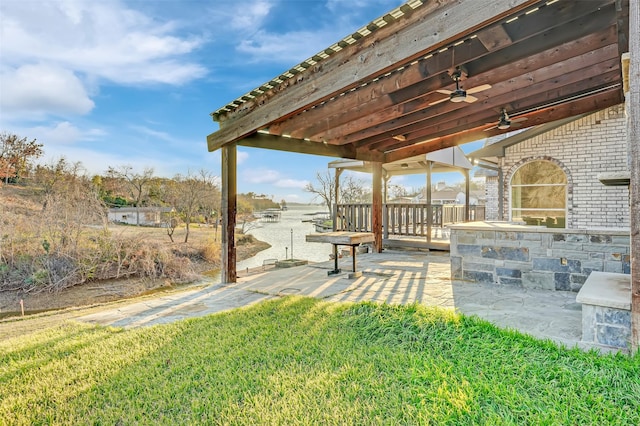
[1,297,639,425]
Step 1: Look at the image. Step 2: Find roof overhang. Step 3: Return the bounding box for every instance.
[328,146,472,176]
[207,0,629,163]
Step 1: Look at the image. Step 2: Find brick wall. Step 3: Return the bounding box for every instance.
[501,105,629,229]
[485,176,499,220]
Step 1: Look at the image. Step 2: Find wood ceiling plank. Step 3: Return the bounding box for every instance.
[318,20,619,145]
[207,0,538,151]
[368,68,622,151]
[369,58,622,150]
[338,42,620,147]
[272,0,614,141]
[382,89,623,162]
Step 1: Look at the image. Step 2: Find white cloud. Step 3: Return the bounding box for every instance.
[230,0,273,30]
[233,0,405,66]
[37,145,137,176]
[0,64,94,117]
[16,121,106,147]
[237,29,337,65]
[241,168,307,189]
[243,168,280,184]
[284,194,304,202]
[130,125,174,143]
[0,0,207,120]
[325,0,403,13]
[275,178,309,189]
[1,1,206,85]
[237,151,249,165]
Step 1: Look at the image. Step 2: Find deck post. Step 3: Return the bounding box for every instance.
[372,161,383,253]
[333,168,343,231]
[221,144,237,283]
[383,171,390,239]
[426,161,433,243]
[628,0,639,354]
[464,169,470,221]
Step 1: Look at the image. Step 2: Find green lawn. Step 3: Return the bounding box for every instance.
[1,297,639,425]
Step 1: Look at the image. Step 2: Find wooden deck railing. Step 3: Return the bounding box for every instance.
[336,203,485,237]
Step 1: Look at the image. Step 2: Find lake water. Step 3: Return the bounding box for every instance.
[237,205,333,270]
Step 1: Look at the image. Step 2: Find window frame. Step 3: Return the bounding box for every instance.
[509,160,567,226]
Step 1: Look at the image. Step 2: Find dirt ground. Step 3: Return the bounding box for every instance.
[0,224,270,318]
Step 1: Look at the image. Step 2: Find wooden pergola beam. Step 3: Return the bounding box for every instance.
[238,133,351,159]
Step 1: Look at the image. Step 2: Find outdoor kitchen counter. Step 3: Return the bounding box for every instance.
[448,221,630,235]
[447,221,630,294]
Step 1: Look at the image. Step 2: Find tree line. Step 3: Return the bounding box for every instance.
[0,132,276,293]
[1,132,282,241]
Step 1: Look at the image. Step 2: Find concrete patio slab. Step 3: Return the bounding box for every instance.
[78,250,586,350]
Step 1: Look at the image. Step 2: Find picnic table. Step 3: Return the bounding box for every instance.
[305,231,374,278]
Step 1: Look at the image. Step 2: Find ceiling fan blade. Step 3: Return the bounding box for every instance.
[428,97,450,106]
[484,125,498,131]
[512,117,528,123]
[466,84,492,94]
[435,89,452,95]
[463,94,478,103]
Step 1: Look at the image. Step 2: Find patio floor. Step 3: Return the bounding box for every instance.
[77,250,594,351]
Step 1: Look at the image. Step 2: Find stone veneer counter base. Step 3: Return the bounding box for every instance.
[449,221,630,292]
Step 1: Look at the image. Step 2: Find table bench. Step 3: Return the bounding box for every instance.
[576,271,631,350]
[306,231,374,278]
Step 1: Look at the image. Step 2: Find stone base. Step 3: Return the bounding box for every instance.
[576,272,631,350]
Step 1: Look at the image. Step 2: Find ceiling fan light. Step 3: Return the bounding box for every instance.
[497,119,511,130]
[449,91,467,102]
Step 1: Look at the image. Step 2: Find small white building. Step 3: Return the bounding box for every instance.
[108,207,174,227]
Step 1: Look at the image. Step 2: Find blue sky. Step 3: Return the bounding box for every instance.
[0,0,483,203]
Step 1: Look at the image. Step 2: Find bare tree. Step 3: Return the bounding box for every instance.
[0,132,43,184]
[304,170,335,212]
[340,175,369,203]
[156,178,181,242]
[304,171,369,210]
[174,170,219,243]
[236,197,261,234]
[36,160,108,270]
[388,183,408,200]
[106,165,155,226]
[34,157,85,212]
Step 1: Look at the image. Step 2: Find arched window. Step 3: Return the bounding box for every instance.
[511,160,567,227]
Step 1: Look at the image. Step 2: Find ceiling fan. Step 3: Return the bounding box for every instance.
[485,108,528,131]
[429,68,491,106]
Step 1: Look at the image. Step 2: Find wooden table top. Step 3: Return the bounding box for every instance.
[305,231,374,245]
